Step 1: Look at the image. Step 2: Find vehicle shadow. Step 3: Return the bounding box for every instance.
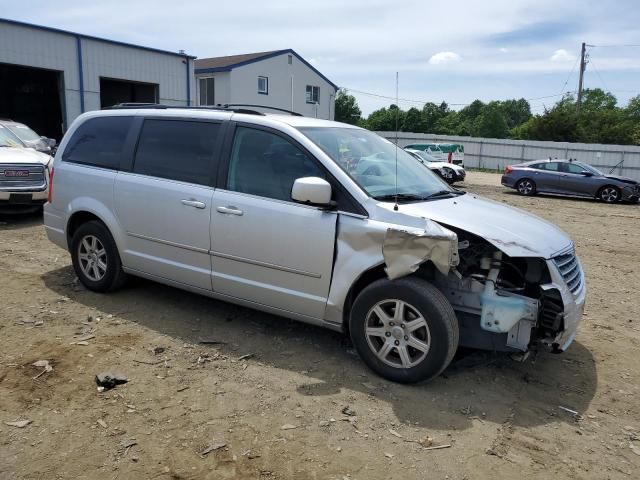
[41,265,597,431]
[0,209,43,230]
[501,190,639,205]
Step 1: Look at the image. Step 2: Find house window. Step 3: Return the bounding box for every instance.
[199,77,215,105]
[288,54,293,65]
[306,85,320,104]
[258,76,268,95]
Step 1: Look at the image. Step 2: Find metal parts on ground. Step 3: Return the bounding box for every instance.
[382,220,459,279]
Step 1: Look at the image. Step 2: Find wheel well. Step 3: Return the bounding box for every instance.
[66,211,103,247]
[342,264,387,333]
[597,184,620,196]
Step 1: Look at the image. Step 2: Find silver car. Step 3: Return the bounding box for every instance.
[502,158,640,203]
[44,106,585,383]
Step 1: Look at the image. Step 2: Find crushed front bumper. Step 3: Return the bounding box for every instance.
[541,257,586,352]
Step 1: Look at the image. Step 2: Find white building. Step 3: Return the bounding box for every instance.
[0,18,195,139]
[195,50,338,119]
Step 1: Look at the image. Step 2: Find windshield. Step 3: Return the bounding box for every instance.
[5,123,41,142]
[299,127,454,200]
[0,126,25,148]
[576,162,603,175]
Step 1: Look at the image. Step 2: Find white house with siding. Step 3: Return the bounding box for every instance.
[194,49,338,119]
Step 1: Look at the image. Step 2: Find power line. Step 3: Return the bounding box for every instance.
[588,44,640,48]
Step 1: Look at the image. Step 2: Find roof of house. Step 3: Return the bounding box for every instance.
[0,17,196,59]
[194,48,338,90]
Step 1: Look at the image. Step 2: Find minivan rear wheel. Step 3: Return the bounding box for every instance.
[71,221,127,292]
[349,277,459,383]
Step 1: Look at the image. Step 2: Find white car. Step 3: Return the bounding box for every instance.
[405,148,465,183]
[44,105,584,383]
[0,124,51,212]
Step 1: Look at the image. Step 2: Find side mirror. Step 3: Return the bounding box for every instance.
[291,177,333,206]
[580,171,593,177]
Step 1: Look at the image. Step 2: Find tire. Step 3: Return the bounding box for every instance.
[516,178,536,196]
[70,220,127,292]
[349,276,459,384]
[598,185,620,203]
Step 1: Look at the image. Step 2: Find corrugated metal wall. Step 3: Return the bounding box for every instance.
[1,19,194,131]
[377,132,640,181]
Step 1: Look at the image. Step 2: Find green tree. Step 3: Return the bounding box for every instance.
[402,107,424,132]
[472,103,509,138]
[334,89,362,125]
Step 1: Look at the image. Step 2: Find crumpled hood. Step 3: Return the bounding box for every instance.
[385,193,573,259]
[603,174,637,185]
[0,147,50,165]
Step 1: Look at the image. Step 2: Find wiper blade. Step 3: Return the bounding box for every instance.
[423,190,464,199]
[374,193,427,201]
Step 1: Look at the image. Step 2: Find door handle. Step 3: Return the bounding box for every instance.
[181,199,206,209]
[216,206,244,216]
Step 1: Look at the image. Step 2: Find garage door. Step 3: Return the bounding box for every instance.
[0,63,65,140]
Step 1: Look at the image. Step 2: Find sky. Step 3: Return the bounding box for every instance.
[2,0,639,115]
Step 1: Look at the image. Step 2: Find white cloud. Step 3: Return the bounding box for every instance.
[428,51,462,65]
[550,49,575,62]
[499,47,509,53]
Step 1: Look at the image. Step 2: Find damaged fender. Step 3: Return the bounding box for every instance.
[323,215,459,327]
[383,221,459,279]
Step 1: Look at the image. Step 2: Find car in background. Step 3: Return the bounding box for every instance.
[0,125,51,212]
[404,143,464,166]
[0,119,57,154]
[502,159,640,203]
[405,148,465,184]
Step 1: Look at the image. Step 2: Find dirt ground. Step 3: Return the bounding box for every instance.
[1,171,640,480]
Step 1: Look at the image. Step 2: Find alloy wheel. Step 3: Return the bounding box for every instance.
[518,180,534,195]
[364,299,431,368]
[601,187,619,203]
[77,234,108,281]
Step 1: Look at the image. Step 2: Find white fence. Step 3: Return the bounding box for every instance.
[377,132,640,181]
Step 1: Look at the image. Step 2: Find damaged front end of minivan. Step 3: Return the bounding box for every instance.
[326,211,585,358]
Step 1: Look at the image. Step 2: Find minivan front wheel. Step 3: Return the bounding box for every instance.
[71,221,127,292]
[349,277,459,383]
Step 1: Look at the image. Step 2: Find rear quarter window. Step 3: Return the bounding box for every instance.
[62,116,133,169]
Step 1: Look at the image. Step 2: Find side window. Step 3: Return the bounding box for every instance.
[540,162,560,171]
[227,127,326,201]
[258,76,268,95]
[133,119,220,186]
[63,116,133,169]
[564,162,584,174]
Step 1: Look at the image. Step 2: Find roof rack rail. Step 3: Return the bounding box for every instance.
[223,104,303,116]
[103,103,265,116]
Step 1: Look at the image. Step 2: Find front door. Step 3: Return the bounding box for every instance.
[211,125,337,319]
[114,118,223,290]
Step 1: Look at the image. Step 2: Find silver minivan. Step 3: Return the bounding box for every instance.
[44,106,585,383]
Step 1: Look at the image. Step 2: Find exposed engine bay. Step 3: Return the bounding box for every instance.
[430,226,566,353]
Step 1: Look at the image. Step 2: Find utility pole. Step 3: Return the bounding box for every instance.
[576,42,588,114]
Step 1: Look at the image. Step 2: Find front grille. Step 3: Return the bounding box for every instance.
[0,164,46,191]
[552,247,583,295]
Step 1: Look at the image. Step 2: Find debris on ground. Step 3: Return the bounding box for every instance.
[200,441,227,456]
[388,428,403,438]
[237,353,255,361]
[95,372,129,391]
[31,360,53,379]
[199,339,227,345]
[281,424,298,430]
[5,420,32,428]
[341,406,356,416]
[97,419,108,428]
[153,347,165,355]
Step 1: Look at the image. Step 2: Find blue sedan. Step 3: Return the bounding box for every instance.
[501,159,640,203]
